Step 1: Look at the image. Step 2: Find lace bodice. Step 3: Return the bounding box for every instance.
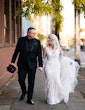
[46,47,60,60]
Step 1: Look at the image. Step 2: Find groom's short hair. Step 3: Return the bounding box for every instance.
[27,27,36,33]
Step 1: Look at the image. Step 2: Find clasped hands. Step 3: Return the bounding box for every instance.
[38,67,43,72]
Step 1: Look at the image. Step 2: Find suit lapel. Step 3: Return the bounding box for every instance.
[26,37,30,53]
[30,39,38,52]
[30,39,35,52]
[25,37,35,53]
[25,38,38,53]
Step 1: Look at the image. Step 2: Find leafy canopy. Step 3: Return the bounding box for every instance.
[16,0,63,32]
[51,0,63,32]
[73,0,85,17]
[16,0,52,19]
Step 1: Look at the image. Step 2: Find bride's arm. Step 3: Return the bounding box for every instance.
[42,48,47,68]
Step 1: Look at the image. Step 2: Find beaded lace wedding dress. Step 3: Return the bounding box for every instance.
[43,35,80,105]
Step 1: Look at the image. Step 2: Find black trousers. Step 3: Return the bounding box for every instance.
[18,67,36,101]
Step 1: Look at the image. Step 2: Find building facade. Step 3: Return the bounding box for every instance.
[0,0,22,88]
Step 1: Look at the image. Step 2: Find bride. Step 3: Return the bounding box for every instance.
[43,34,80,105]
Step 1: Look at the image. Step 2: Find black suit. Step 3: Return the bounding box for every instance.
[11,36,43,101]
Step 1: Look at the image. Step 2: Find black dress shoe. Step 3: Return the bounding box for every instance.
[19,94,26,101]
[27,100,35,105]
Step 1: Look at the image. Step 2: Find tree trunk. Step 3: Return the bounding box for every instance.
[55,26,60,40]
[74,7,80,65]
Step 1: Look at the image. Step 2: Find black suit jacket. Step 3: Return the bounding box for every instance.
[11,36,43,69]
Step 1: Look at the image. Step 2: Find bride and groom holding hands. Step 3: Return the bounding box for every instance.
[8,27,80,105]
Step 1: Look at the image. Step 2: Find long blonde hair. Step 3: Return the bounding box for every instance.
[46,34,58,49]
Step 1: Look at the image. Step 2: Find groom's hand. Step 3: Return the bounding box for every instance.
[10,63,17,68]
[38,67,43,72]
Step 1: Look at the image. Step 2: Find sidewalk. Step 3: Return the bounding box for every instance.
[0,68,85,110]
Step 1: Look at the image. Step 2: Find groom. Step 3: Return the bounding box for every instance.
[11,27,43,105]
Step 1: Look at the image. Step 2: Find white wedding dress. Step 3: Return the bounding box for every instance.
[44,47,80,105]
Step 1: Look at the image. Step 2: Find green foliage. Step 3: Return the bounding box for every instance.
[51,0,63,33]
[16,0,63,34]
[52,12,63,32]
[37,33,46,49]
[16,0,52,19]
[37,33,45,42]
[69,39,75,47]
[72,0,85,17]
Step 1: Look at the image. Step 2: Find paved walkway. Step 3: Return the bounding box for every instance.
[0,48,85,110]
[0,68,85,110]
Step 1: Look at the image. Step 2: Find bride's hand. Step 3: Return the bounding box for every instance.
[38,67,43,72]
